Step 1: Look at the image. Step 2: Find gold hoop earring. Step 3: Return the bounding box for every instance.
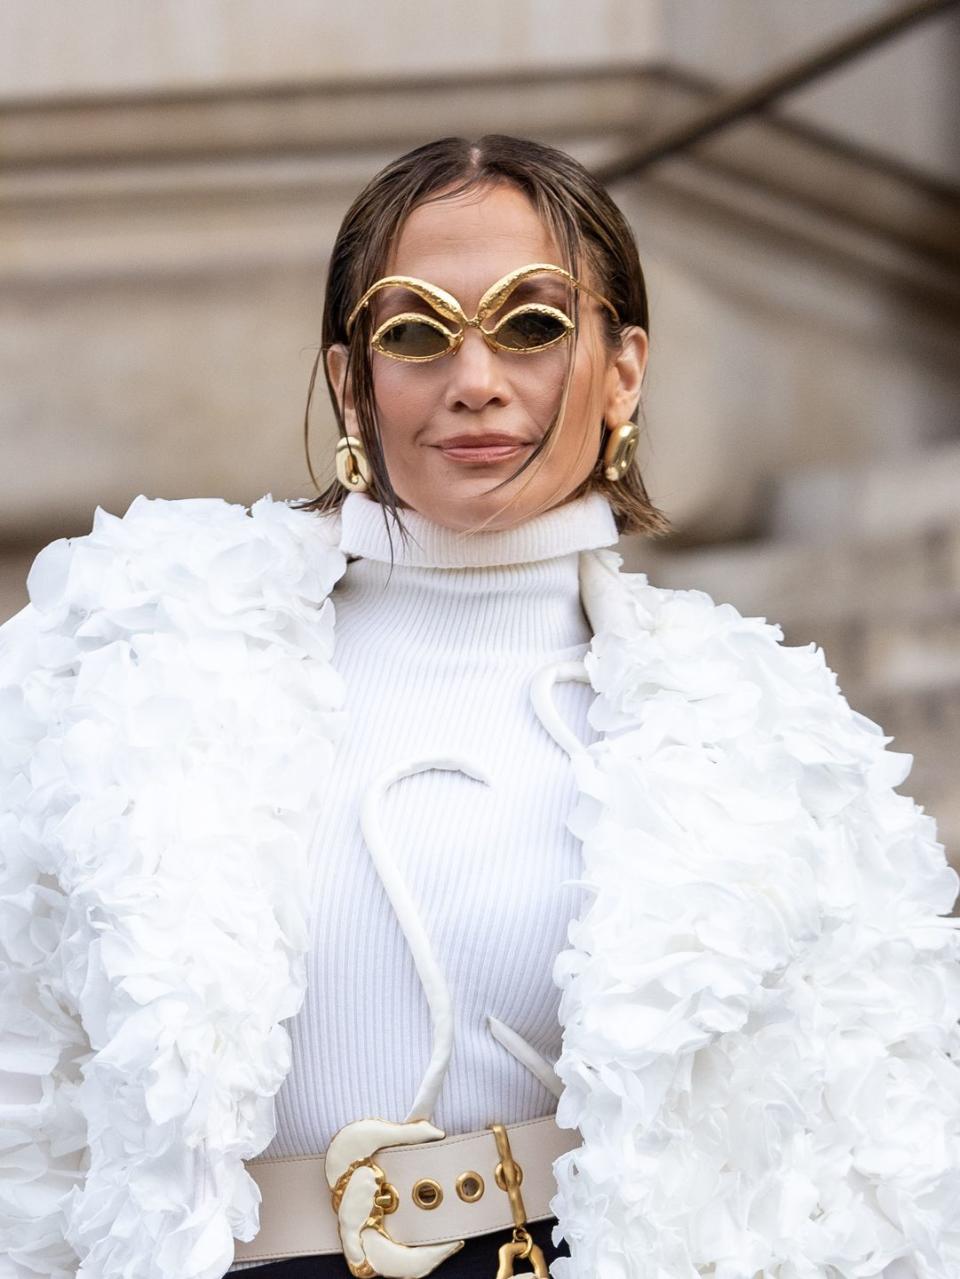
[335,435,371,493]
[602,422,639,482]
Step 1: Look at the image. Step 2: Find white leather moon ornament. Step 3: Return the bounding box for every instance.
[324,1117,464,1278]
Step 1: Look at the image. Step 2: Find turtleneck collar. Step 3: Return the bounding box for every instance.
[338,490,619,568]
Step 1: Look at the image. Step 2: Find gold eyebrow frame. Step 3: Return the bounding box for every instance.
[345,262,621,362]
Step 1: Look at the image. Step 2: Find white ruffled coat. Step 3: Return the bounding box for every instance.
[1,495,958,1279]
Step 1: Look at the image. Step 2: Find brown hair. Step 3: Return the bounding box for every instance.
[294,134,671,543]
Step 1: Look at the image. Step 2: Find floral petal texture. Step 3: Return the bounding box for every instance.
[5,516,960,1279]
[550,549,960,1279]
[1,495,346,1278]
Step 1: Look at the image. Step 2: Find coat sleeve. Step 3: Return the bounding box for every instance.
[0,495,347,1279]
[0,600,90,1278]
[550,563,960,1279]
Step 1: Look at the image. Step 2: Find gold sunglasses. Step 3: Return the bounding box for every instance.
[344,262,621,363]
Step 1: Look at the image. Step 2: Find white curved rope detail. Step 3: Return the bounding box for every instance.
[359,754,491,1123]
[486,1015,563,1099]
[529,658,592,761]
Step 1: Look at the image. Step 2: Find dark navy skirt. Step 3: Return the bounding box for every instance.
[236,1215,567,1276]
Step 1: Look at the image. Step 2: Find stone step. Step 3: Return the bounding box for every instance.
[767,439,960,544]
[630,516,960,633]
[766,606,960,709]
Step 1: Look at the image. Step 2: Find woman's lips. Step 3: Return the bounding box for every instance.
[434,438,534,464]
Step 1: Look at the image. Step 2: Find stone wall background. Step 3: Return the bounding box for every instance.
[2,0,958,866]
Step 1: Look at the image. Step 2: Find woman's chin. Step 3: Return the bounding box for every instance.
[396,488,549,533]
[391,459,579,531]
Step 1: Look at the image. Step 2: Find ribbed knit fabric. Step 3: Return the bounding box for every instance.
[228,490,619,1271]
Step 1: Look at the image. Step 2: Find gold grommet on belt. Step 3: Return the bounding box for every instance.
[455,1170,485,1203]
[411,1177,443,1210]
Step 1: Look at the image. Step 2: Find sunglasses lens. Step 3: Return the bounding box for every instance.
[495,308,571,351]
[375,318,451,360]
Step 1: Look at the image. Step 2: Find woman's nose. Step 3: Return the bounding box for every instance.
[443,326,510,410]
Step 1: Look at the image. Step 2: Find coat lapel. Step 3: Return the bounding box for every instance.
[577,544,633,639]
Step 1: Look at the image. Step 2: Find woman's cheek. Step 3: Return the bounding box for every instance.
[374,367,439,434]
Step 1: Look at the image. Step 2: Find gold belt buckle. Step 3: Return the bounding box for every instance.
[325,1117,464,1278]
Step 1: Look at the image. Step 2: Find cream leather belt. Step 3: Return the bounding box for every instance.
[233,1115,578,1268]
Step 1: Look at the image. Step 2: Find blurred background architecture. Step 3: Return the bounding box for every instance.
[2,0,959,864]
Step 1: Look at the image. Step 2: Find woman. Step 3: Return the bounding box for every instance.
[1,135,958,1279]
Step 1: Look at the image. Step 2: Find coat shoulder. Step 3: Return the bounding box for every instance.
[583,548,958,915]
[593,547,848,700]
[1,494,345,671]
[584,546,788,648]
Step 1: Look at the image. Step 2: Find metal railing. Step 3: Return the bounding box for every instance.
[595,0,960,183]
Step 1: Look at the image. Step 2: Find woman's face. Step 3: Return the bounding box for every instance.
[327,182,648,532]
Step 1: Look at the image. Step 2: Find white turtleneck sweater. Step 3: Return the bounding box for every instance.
[229,490,619,1270]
